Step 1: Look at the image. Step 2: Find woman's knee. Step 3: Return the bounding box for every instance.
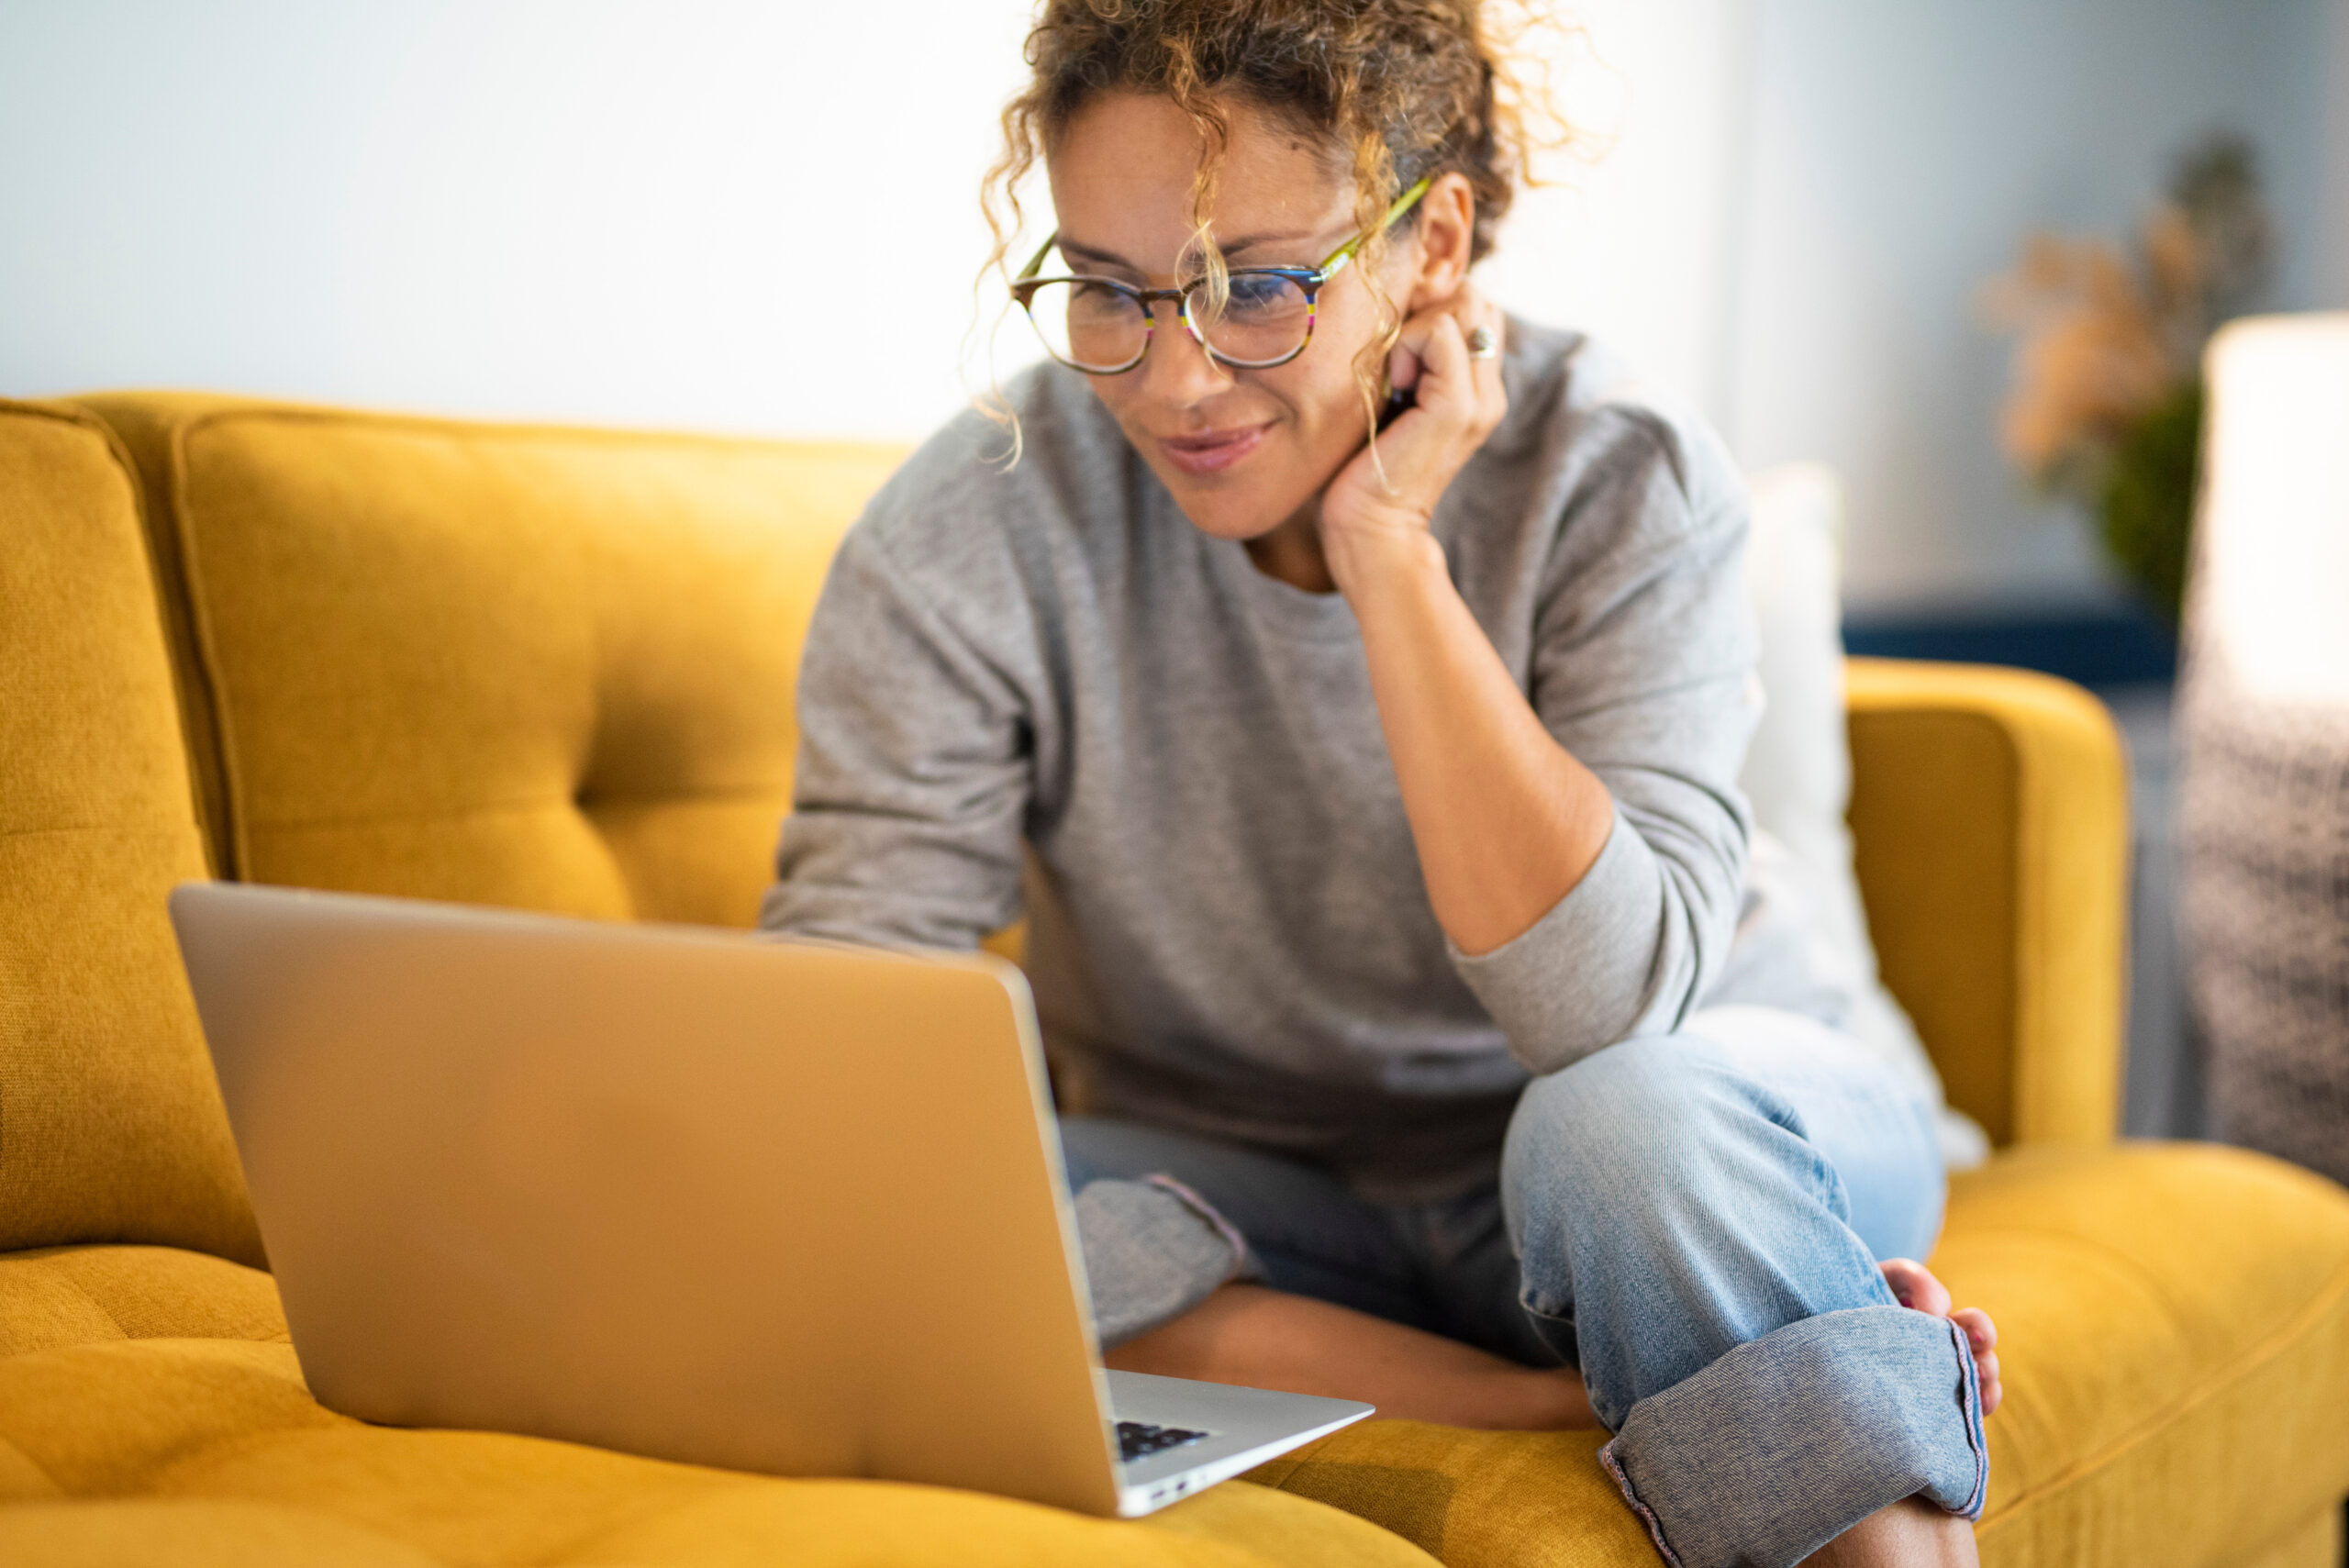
[1499,1031,1822,1259]
[1506,1034,1750,1179]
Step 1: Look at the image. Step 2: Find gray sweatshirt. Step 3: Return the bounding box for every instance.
[763,322,1867,1201]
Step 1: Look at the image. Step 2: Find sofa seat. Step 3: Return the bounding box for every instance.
[1246,1143,2349,1568]
[0,1251,1438,1568]
[7,1140,2340,1568]
[0,1247,285,1358]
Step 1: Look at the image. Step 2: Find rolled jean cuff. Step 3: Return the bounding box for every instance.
[1074,1173,1264,1347]
[1598,1306,1987,1568]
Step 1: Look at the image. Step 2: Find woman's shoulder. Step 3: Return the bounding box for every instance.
[1492,317,1747,557]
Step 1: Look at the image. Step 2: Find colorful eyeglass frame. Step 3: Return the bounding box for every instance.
[1011,175,1434,374]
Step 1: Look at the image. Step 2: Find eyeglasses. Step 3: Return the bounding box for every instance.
[1011,176,1432,375]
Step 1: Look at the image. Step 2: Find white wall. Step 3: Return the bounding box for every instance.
[0,0,1040,439]
[0,0,1763,441]
[1476,0,1751,417]
[2,0,2339,610]
[0,0,1741,441]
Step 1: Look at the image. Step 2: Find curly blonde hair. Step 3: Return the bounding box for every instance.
[976,0,1572,452]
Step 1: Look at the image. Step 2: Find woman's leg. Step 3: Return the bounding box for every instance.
[1107,1282,1596,1429]
[1060,1117,1434,1331]
[1500,1006,1987,1568]
[1061,1117,1596,1427]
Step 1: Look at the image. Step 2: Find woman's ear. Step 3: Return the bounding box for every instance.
[1404,172,1477,310]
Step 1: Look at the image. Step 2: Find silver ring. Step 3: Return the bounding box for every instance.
[1466,325,1499,360]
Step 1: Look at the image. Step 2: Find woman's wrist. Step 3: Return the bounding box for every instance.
[1325,523,1447,606]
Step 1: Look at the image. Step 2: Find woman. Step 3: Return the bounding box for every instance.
[763,4,1998,1563]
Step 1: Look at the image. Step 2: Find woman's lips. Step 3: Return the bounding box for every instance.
[1159,422,1269,476]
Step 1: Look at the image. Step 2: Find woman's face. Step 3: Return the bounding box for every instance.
[1041,91,1445,542]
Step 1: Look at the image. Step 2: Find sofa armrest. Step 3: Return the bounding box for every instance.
[1843,657,2129,1149]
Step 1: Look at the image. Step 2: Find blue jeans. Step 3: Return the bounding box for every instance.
[1062,1006,1988,1568]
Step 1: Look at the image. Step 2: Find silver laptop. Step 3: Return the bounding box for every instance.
[169,881,1369,1517]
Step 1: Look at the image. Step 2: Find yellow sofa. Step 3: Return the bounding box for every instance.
[1,393,2343,1566]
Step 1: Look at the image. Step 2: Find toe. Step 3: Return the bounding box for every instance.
[1975,1351,2002,1417]
[1880,1258,1952,1317]
[1952,1307,1998,1351]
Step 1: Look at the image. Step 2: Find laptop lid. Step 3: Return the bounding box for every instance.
[170,881,1125,1515]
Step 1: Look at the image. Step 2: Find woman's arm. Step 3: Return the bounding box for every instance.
[1320,305,1611,957]
[1337,514,1615,956]
[1320,301,1757,1070]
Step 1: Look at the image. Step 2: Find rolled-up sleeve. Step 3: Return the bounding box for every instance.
[1448,412,1759,1075]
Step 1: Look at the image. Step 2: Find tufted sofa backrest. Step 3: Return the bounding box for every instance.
[77,395,907,929]
[0,401,263,1262]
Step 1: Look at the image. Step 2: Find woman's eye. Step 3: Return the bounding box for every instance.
[1221,274,1309,327]
[1227,275,1287,310]
[1068,282,1134,317]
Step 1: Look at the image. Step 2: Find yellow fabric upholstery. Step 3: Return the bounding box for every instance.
[2244,1508,2345,1568]
[75,395,906,929]
[0,1247,284,1359]
[0,1290,1437,1568]
[1845,658,2130,1149]
[1246,1423,1647,1563]
[1250,1143,2349,1568]
[6,396,2345,1565]
[4,402,1431,1565]
[0,402,261,1265]
[1943,1146,2349,1564]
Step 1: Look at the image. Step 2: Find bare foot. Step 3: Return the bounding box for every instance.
[1879,1259,2001,1417]
[1106,1283,1597,1429]
[1804,1495,1980,1566]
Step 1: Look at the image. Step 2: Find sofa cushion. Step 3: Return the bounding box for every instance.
[1246,1142,2349,1568]
[1937,1144,2349,1563]
[0,1315,1438,1568]
[0,1246,284,1359]
[1844,660,2129,1147]
[0,402,261,1264]
[76,395,907,929]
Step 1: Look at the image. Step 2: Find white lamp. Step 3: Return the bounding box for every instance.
[2176,313,2349,1182]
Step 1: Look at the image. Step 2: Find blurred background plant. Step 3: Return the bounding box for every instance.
[1984,132,2275,626]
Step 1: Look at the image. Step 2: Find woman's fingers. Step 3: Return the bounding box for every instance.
[1318,286,1508,562]
[1455,293,1505,403]
[1362,314,1475,484]
[1416,311,1475,413]
[1371,303,1504,498]
[1387,287,1502,398]
[1387,339,1425,397]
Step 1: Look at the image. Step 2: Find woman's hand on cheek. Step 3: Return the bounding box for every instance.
[1319,286,1508,595]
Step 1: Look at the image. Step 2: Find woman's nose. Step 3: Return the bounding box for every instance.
[1135,296,1231,405]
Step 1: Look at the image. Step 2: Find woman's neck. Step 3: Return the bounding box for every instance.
[1243,498,1338,595]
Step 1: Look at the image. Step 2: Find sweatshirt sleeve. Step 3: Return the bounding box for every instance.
[757,517,1034,951]
[1449,412,1759,1075]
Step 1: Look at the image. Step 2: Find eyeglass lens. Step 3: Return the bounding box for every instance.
[1023,273,1312,372]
